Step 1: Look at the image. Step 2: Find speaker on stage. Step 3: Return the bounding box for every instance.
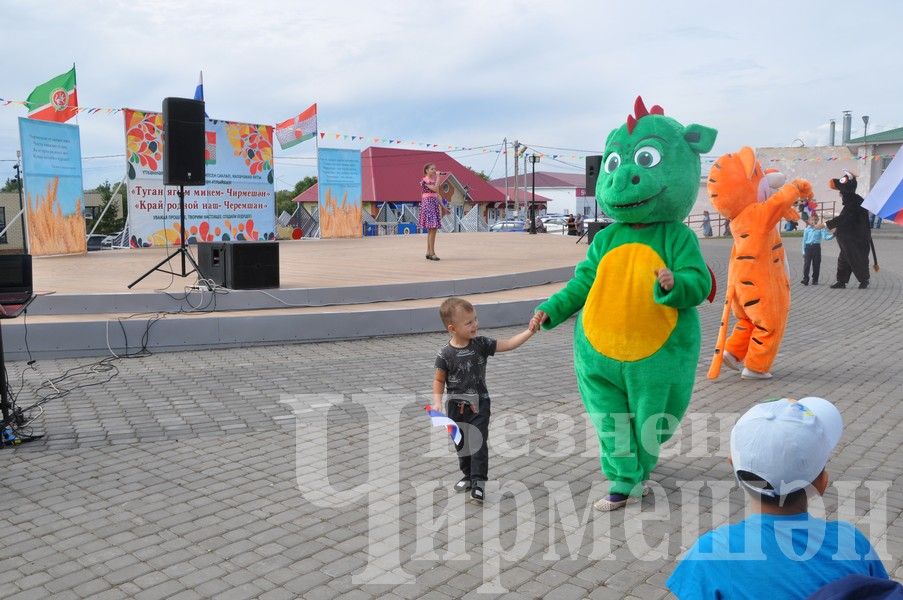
[587,221,605,244]
[163,97,206,186]
[197,243,226,287]
[198,241,279,290]
[585,155,603,198]
[227,242,279,290]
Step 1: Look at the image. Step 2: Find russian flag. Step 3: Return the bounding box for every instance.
[193,71,203,101]
[863,151,903,225]
[424,406,462,445]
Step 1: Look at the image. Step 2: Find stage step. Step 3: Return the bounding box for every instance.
[25,266,572,316]
[2,284,563,361]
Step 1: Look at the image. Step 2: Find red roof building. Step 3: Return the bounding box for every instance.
[490,172,586,189]
[295,147,508,206]
[490,171,590,215]
[493,186,554,206]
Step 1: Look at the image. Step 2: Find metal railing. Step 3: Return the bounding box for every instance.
[685,200,838,238]
[459,205,488,232]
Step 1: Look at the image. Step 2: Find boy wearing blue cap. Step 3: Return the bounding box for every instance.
[668,397,889,599]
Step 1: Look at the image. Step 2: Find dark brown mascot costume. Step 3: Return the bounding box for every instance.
[825,171,877,289]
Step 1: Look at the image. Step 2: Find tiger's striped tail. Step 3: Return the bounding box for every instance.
[707,286,735,379]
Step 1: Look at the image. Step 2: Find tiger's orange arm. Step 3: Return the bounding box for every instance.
[762,179,812,228]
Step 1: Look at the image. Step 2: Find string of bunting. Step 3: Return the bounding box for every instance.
[0,97,122,115]
[317,131,483,152]
[1,97,896,164]
[0,97,491,152]
[541,152,898,163]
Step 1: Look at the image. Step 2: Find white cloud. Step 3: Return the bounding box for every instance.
[2,0,901,188]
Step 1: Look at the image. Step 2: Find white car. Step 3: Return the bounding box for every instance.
[585,216,615,229]
[540,216,569,234]
[489,220,526,232]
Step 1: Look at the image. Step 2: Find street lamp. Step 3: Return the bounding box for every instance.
[862,115,870,141]
[529,154,540,234]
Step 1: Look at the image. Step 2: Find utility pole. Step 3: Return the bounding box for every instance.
[529,154,541,233]
[512,140,520,219]
[523,153,528,220]
[503,137,509,221]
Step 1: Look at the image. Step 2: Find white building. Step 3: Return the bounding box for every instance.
[489,172,588,216]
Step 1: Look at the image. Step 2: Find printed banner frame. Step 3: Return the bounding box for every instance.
[317,148,362,239]
[123,108,276,247]
[18,117,87,255]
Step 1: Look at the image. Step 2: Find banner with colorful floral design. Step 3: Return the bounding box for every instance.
[123,108,276,247]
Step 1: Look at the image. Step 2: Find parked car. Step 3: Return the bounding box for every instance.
[489,220,525,232]
[86,234,106,251]
[586,216,615,229]
[541,216,569,234]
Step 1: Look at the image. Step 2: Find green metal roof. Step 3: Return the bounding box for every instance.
[848,126,903,144]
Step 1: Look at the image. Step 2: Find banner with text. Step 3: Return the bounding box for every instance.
[123,108,276,247]
[317,148,362,238]
[18,117,86,255]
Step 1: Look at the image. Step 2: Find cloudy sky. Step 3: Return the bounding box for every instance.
[1,0,900,190]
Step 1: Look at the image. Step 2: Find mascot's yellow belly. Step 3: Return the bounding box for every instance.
[582,243,678,361]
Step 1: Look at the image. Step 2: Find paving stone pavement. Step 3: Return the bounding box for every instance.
[1,237,901,599]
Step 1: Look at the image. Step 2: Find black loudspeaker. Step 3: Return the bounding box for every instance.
[587,221,605,244]
[228,242,279,289]
[198,241,279,289]
[163,97,206,186]
[585,155,603,198]
[197,243,225,287]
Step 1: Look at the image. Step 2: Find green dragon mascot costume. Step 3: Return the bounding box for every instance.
[535,97,716,510]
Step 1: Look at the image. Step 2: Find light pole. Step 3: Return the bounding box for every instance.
[529,154,540,234]
[862,115,870,142]
[522,153,528,220]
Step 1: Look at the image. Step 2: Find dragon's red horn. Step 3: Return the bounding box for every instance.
[627,96,664,133]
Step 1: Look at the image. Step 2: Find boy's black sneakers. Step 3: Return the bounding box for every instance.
[470,481,484,503]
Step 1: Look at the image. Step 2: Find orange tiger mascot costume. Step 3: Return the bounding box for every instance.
[707,147,812,380]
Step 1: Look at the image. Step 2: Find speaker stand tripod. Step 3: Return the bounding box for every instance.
[128,185,199,289]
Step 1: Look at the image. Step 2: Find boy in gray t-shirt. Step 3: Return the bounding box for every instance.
[431,297,539,503]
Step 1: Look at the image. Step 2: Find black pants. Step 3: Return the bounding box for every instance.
[835,236,870,285]
[802,243,822,283]
[448,398,490,481]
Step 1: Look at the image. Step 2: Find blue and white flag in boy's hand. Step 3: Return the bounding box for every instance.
[424,406,462,445]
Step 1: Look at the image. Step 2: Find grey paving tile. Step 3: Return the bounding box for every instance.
[2,237,902,598]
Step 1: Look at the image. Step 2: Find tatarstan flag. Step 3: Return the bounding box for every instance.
[26,67,78,123]
[275,103,317,150]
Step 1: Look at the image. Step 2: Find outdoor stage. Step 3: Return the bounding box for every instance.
[3,233,587,360]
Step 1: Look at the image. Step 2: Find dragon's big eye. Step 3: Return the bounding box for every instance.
[604,153,621,173]
[634,146,661,168]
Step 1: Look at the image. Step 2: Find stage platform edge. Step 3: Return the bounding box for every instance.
[0,295,550,361]
[26,266,572,316]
